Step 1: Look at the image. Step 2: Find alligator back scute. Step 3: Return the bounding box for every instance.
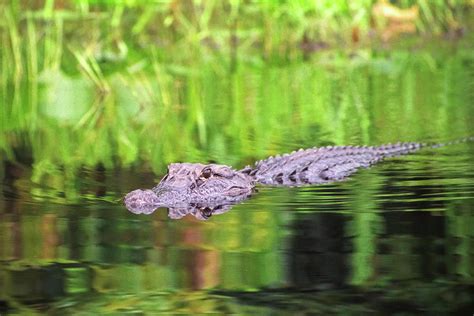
[252,143,426,186]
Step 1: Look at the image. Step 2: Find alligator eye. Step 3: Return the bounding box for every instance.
[201,167,212,179]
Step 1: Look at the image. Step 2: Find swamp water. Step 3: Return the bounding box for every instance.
[1,47,474,314]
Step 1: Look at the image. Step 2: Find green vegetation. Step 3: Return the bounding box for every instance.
[1,1,473,201]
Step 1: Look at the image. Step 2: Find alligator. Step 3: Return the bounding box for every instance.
[124,138,473,219]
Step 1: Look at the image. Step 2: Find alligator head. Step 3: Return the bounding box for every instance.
[124,163,255,216]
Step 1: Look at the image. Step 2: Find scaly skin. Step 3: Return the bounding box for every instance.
[245,142,423,186]
[124,138,473,219]
[125,163,254,216]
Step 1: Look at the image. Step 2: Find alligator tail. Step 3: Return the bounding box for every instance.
[247,136,474,186]
[384,136,474,156]
[427,136,474,149]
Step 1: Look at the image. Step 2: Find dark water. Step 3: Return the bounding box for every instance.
[1,49,474,314]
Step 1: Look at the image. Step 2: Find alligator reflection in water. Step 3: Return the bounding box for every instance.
[166,202,244,220]
[125,197,243,219]
[124,139,473,219]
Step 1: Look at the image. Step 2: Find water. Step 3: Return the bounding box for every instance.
[1,48,474,314]
[2,151,474,314]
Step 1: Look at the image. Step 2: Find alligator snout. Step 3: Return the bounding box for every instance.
[124,189,161,214]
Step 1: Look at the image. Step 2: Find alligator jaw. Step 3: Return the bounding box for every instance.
[124,189,162,214]
[124,187,250,218]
